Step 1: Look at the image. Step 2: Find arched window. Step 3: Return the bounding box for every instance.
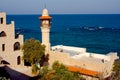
[17,56,21,65]
[14,42,20,51]
[0,31,6,37]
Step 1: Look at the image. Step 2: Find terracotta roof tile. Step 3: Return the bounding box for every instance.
[66,66,102,77]
[39,16,52,19]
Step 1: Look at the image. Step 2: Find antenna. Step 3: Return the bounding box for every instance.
[44,4,46,9]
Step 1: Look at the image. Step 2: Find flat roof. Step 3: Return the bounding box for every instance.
[72,55,108,64]
[52,45,110,62]
[52,45,86,56]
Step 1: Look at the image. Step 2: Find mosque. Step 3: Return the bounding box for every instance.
[0,7,119,80]
[39,8,119,80]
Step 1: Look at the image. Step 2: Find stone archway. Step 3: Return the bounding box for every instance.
[17,56,21,65]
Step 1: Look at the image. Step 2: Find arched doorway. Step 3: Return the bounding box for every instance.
[17,56,21,65]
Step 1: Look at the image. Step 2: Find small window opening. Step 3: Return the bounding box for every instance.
[0,18,3,24]
[17,56,21,65]
[2,44,5,51]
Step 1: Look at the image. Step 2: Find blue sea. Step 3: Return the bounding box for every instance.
[7,14,120,56]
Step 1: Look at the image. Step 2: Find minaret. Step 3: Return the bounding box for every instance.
[39,8,52,54]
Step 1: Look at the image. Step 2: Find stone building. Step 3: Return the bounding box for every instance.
[0,12,23,66]
[51,45,119,80]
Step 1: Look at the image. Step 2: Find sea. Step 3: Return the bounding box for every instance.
[7,14,120,57]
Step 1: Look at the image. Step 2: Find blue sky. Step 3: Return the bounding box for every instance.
[0,0,120,14]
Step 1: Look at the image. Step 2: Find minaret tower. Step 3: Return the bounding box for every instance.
[39,7,52,54]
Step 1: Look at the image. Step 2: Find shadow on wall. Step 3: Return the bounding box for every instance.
[1,60,10,65]
[0,66,10,79]
[3,66,30,80]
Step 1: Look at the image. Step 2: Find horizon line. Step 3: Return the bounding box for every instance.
[6,13,120,15]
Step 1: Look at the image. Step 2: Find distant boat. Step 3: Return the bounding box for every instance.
[66,26,105,31]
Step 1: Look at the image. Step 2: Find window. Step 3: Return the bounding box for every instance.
[17,56,21,65]
[0,31,6,37]
[14,42,20,51]
[2,44,5,51]
[0,18,3,24]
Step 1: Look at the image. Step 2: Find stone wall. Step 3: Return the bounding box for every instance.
[49,50,119,79]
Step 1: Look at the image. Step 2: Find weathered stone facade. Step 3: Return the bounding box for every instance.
[0,12,23,66]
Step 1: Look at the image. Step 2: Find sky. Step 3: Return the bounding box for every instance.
[0,0,120,14]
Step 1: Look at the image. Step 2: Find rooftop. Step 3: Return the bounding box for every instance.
[74,56,108,64]
[51,45,110,62]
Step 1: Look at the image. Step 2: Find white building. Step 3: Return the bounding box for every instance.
[0,12,23,66]
[51,45,119,79]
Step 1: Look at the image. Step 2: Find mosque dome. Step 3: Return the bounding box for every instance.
[42,8,49,16]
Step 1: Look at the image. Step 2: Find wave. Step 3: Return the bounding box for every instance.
[15,28,40,34]
[67,26,120,31]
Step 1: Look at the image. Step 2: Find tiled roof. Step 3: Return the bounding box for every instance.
[67,66,102,77]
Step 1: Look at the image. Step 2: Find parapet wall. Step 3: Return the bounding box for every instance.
[52,45,86,53]
[0,12,6,25]
[107,52,119,60]
[49,51,71,67]
[49,49,119,78]
[72,52,110,61]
